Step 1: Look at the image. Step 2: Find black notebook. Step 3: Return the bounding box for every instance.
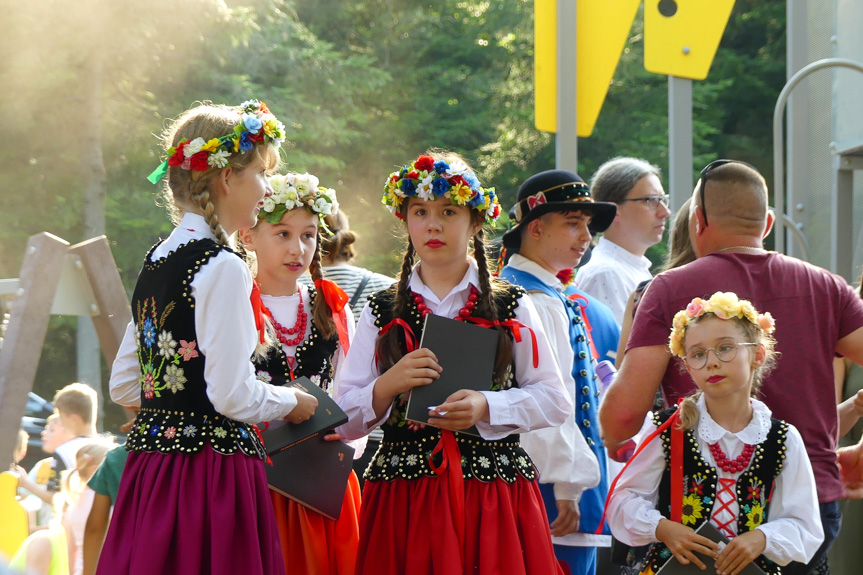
[655,522,767,575]
[261,376,348,455]
[404,313,499,436]
[266,436,355,521]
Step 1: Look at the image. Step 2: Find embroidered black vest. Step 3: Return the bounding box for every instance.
[125,239,265,460]
[253,289,339,391]
[363,283,537,484]
[641,409,789,575]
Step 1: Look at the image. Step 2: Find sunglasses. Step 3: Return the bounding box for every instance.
[697,159,756,227]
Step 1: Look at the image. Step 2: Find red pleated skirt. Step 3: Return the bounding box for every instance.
[355,475,564,575]
[96,449,284,575]
[271,470,362,575]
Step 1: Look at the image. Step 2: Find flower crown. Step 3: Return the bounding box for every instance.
[147,100,287,184]
[259,172,339,232]
[669,291,775,357]
[382,154,502,223]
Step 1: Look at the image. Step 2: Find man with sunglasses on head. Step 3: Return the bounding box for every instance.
[574,157,670,326]
[599,160,863,575]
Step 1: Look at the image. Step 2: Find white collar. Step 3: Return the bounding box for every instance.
[408,259,480,305]
[507,253,564,292]
[696,394,772,445]
[53,436,91,469]
[594,237,652,271]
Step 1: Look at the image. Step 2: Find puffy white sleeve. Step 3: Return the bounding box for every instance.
[755,424,824,565]
[605,416,667,546]
[109,320,143,407]
[477,292,573,440]
[334,303,390,440]
[194,252,300,423]
[518,291,600,500]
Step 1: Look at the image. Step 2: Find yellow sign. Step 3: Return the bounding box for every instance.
[644,0,736,80]
[535,0,641,136]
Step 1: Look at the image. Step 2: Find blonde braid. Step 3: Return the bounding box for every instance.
[189,176,229,246]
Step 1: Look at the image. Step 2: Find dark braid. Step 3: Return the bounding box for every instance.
[473,228,514,382]
[375,238,415,371]
[309,231,337,340]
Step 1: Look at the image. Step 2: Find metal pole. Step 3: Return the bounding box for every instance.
[772,58,863,255]
[668,76,693,214]
[556,0,578,171]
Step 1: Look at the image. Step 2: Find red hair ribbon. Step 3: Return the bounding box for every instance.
[429,429,465,563]
[375,319,418,365]
[251,423,273,466]
[250,281,266,344]
[463,317,539,368]
[567,293,600,360]
[315,278,351,354]
[594,399,684,534]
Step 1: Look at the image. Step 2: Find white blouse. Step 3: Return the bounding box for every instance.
[334,259,573,441]
[110,213,301,423]
[606,396,823,566]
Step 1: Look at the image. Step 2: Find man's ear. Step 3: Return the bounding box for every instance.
[762,209,776,239]
[526,217,544,240]
[693,204,707,236]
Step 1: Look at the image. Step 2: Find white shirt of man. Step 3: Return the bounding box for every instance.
[574,237,652,325]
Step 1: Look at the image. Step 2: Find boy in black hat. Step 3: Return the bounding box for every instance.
[499,170,616,575]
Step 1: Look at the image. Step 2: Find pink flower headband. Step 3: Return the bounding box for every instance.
[669,291,775,357]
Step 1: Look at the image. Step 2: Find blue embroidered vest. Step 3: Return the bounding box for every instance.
[643,409,788,575]
[125,239,265,460]
[363,282,537,484]
[498,264,610,535]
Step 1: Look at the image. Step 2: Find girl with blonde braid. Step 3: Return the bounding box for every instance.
[239,172,361,575]
[606,292,823,575]
[336,152,572,575]
[100,101,315,575]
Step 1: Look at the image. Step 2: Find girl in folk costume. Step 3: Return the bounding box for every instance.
[100,101,316,575]
[335,152,573,575]
[239,172,361,575]
[605,292,823,575]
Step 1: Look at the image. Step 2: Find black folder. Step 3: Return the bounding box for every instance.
[261,376,354,520]
[655,522,767,575]
[405,313,499,436]
[261,376,348,454]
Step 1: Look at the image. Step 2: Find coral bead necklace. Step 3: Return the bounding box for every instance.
[412,286,480,320]
[264,298,307,347]
[709,442,755,474]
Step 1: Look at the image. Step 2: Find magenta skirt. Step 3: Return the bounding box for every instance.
[96,448,284,575]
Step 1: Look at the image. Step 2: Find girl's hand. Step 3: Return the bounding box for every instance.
[714,529,765,575]
[377,348,441,398]
[286,389,318,423]
[323,433,343,442]
[655,519,720,570]
[428,390,489,431]
[549,499,580,537]
[837,442,863,497]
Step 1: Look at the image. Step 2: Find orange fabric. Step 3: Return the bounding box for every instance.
[271,470,361,575]
[315,279,351,353]
[250,281,267,344]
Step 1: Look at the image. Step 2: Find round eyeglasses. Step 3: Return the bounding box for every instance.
[683,341,758,370]
[617,194,670,210]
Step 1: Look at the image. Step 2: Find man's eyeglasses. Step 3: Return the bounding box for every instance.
[697,159,756,227]
[617,194,670,210]
[683,341,758,370]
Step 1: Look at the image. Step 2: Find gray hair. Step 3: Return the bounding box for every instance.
[590,157,662,203]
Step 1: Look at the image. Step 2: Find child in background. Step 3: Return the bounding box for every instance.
[336,152,572,575]
[81,444,128,575]
[97,100,315,575]
[606,292,823,575]
[240,172,360,575]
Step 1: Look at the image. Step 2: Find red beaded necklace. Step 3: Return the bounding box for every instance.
[263,297,307,347]
[412,285,480,320]
[709,442,755,474]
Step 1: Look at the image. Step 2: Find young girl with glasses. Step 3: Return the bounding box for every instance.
[605,292,823,575]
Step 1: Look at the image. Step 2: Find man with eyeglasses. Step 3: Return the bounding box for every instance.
[599,160,863,575]
[574,157,670,326]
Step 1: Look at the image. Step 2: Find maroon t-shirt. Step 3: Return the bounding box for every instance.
[628,252,863,502]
